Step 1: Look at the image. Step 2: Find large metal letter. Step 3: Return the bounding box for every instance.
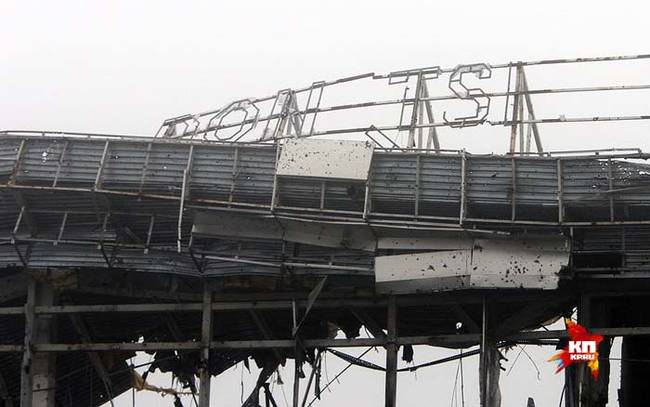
[443,63,492,128]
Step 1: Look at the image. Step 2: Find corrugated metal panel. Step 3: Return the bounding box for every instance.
[562,159,609,205]
[231,146,276,204]
[0,135,649,279]
[370,153,417,215]
[0,138,21,184]
[515,158,558,204]
[4,137,650,219]
[467,156,512,203]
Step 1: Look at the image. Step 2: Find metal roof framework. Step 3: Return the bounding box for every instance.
[2,54,650,407]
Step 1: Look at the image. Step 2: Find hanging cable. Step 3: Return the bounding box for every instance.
[519,345,542,381]
[459,349,465,407]
[322,352,331,392]
[306,347,375,406]
[280,383,290,407]
[328,349,384,371]
[451,356,461,407]
[240,362,245,404]
[326,345,490,373]
[506,345,526,376]
[130,358,136,407]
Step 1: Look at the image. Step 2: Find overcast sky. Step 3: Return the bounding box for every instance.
[2,0,648,405]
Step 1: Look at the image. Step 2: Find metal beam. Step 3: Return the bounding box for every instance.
[300,350,321,407]
[385,296,397,407]
[292,342,302,407]
[0,290,575,316]
[21,277,57,407]
[292,276,327,336]
[521,68,543,154]
[479,297,488,407]
[199,282,212,407]
[199,284,213,407]
[0,327,650,353]
[69,315,115,406]
[420,80,440,151]
[509,65,523,154]
[177,144,194,252]
[20,276,36,407]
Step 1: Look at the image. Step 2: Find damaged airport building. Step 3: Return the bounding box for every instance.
[1,54,650,407]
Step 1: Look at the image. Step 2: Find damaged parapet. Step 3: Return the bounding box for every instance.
[276,139,375,180]
[375,237,569,293]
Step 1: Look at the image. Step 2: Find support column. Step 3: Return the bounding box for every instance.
[479,297,488,407]
[199,283,213,407]
[292,347,301,407]
[0,368,13,407]
[385,295,397,407]
[508,65,523,154]
[578,295,610,407]
[620,336,650,407]
[19,278,35,407]
[21,276,56,407]
[479,297,501,407]
[484,344,501,407]
[585,337,611,407]
[300,350,321,407]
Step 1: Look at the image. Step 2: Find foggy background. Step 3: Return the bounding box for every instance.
[2,0,649,405]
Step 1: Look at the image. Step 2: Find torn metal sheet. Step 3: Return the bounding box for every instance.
[192,211,282,240]
[375,237,568,293]
[0,273,26,303]
[377,237,473,251]
[192,211,376,251]
[276,139,374,180]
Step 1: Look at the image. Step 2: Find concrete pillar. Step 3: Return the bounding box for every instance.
[21,277,57,407]
[292,350,301,407]
[620,336,650,407]
[199,284,212,407]
[385,296,397,407]
[479,298,501,407]
[576,295,611,407]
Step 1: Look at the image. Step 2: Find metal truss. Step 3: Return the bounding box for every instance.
[146,53,650,155]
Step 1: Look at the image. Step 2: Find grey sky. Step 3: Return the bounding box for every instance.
[2,0,647,405]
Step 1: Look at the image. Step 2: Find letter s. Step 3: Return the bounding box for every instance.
[443,63,492,128]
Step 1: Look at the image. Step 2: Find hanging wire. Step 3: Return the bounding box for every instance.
[279,372,290,407]
[459,349,465,407]
[519,346,542,381]
[506,346,526,376]
[130,358,136,407]
[451,356,461,407]
[607,357,650,363]
[450,349,466,407]
[240,362,245,404]
[322,352,331,393]
[306,347,375,407]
